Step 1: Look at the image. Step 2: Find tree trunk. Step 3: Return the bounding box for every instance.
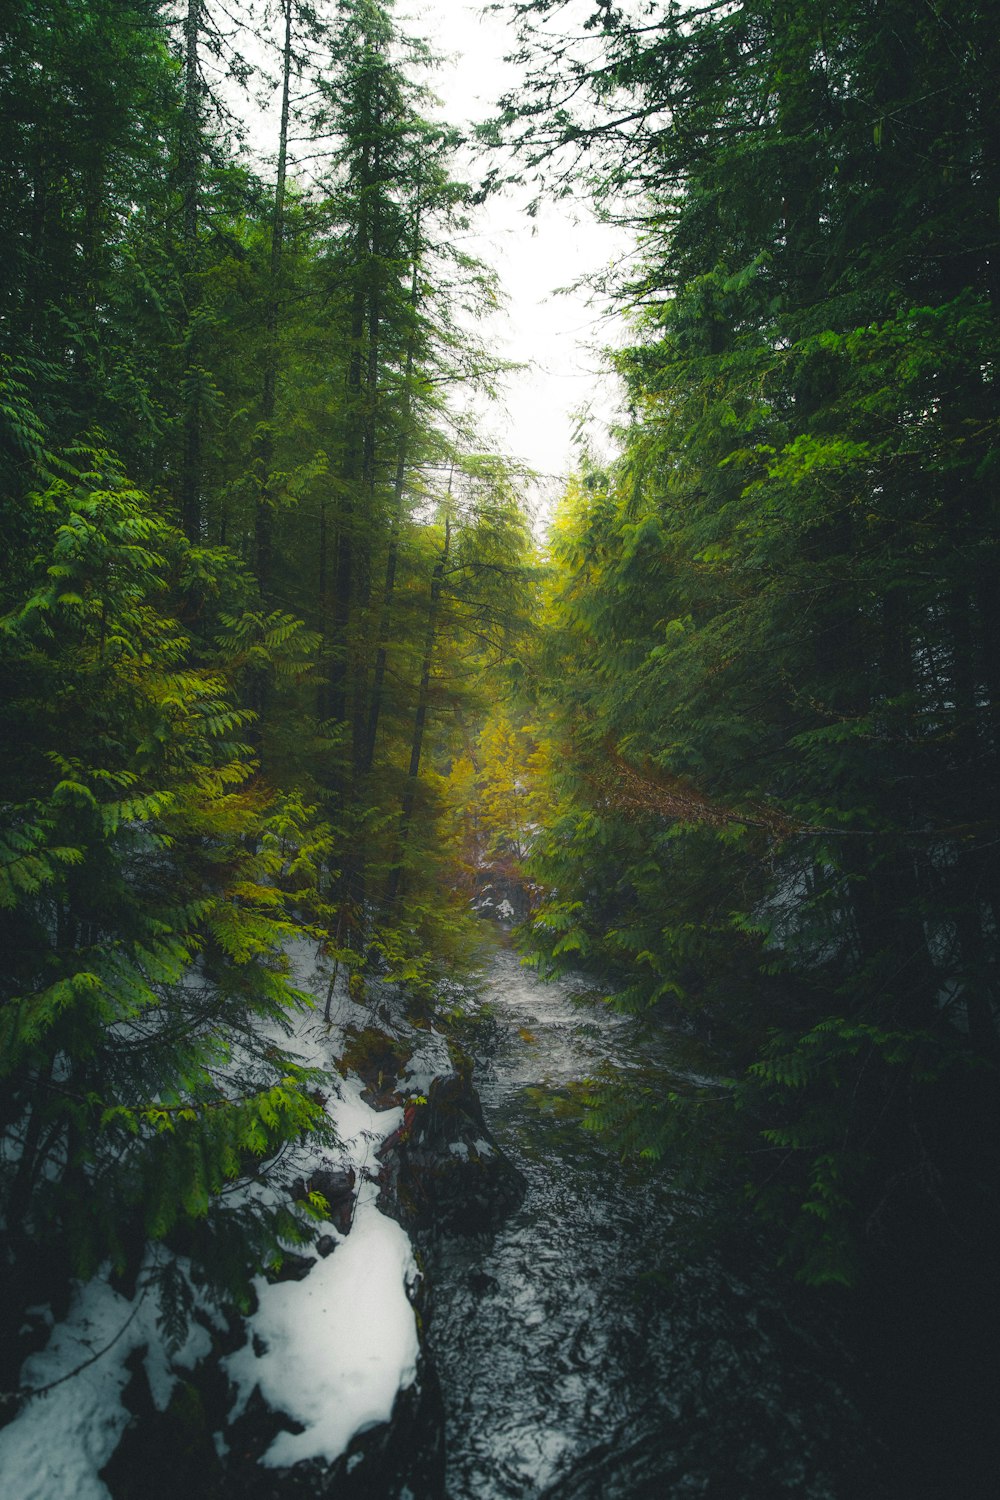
[179,0,203,543]
[255,0,293,599]
[328,98,373,729]
[361,250,420,775]
[387,509,450,903]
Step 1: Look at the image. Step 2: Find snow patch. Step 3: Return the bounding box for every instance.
[0,1267,209,1500]
[402,1028,453,1096]
[216,1040,415,1470]
[225,1182,419,1467]
[0,939,446,1488]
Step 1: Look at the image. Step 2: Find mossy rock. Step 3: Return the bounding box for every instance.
[337,1026,412,1094]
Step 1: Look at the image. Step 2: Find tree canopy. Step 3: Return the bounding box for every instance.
[0,0,534,1375]
[2,0,999,1486]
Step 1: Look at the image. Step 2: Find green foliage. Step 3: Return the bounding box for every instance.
[0,0,535,1348]
[0,445,335,1321]
[510,0,1000,1287]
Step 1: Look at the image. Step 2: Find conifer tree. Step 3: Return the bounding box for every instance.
[0,425,333,1373]
[505,0,1000,1303]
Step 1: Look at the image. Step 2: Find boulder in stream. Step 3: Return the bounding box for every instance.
[377,1054,526,1237]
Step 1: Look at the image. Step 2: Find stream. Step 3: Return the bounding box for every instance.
[424,946,880,1500]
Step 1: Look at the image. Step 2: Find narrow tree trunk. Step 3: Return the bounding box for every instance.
[328,102,372,728]
[387,509,450,903]
[329,279,365,727]
[362,251,420,775]
[350,276,379,773]
[350,102,385,777]
[179,0,203,542]
[25,138,48,342]
[255,0,293,598]
[317,495,329,721]
[945,586,1000,1058]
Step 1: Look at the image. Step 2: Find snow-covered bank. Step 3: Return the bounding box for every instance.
[225,1182,420,1469]
[0,1267,213,1500]
[0,940,436,1498]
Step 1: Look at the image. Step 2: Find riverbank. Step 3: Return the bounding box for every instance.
[1,936,886,1499]
[0,939,460,1499]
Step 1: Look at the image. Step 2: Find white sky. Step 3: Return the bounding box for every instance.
[411,0,631,507]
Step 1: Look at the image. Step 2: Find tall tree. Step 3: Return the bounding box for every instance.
[0,426,332,1378]
[504,21,1000,1478]
[178,0,205,539]
[253,0,294,596]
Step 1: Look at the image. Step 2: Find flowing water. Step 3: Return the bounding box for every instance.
[425,946,879,1500]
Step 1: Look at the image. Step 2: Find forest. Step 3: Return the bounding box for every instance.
[1,1,998,1497]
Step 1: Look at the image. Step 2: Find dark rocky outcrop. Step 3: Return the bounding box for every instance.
[291,1163,357,1236]
[100,1346,228,1499]
[376,1052,525,1238]
[337,1027,413,1110]
[472,862,533,925]
[220,1355,445,1500]
[102,1295,446,1500]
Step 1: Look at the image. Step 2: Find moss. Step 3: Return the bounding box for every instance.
[338,1026,412,1092]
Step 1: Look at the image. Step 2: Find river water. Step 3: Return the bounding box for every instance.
[424,946,880,1500]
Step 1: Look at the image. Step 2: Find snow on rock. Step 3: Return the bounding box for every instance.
[220,1056,419,1469]
[225,1181,420,1468]
[218,1046,419,1469]
[330,1070,404,1162]
[0,1270,210,1500]
[402,1028,454,1097]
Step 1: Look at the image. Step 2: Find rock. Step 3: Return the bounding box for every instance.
[101,1360,226,1499]
[377,1058,525,1237]
[337,1027,412,1097]
[293,1162,357,1235]
[472,864,533,924]
[222,1383,307,1486]
[309,1164,357,1234]
[360,1085,405,1111]
[212,1355,445,1500]
[264,1252,316,1284]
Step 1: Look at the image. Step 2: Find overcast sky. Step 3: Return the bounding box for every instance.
[403,1,631,506]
